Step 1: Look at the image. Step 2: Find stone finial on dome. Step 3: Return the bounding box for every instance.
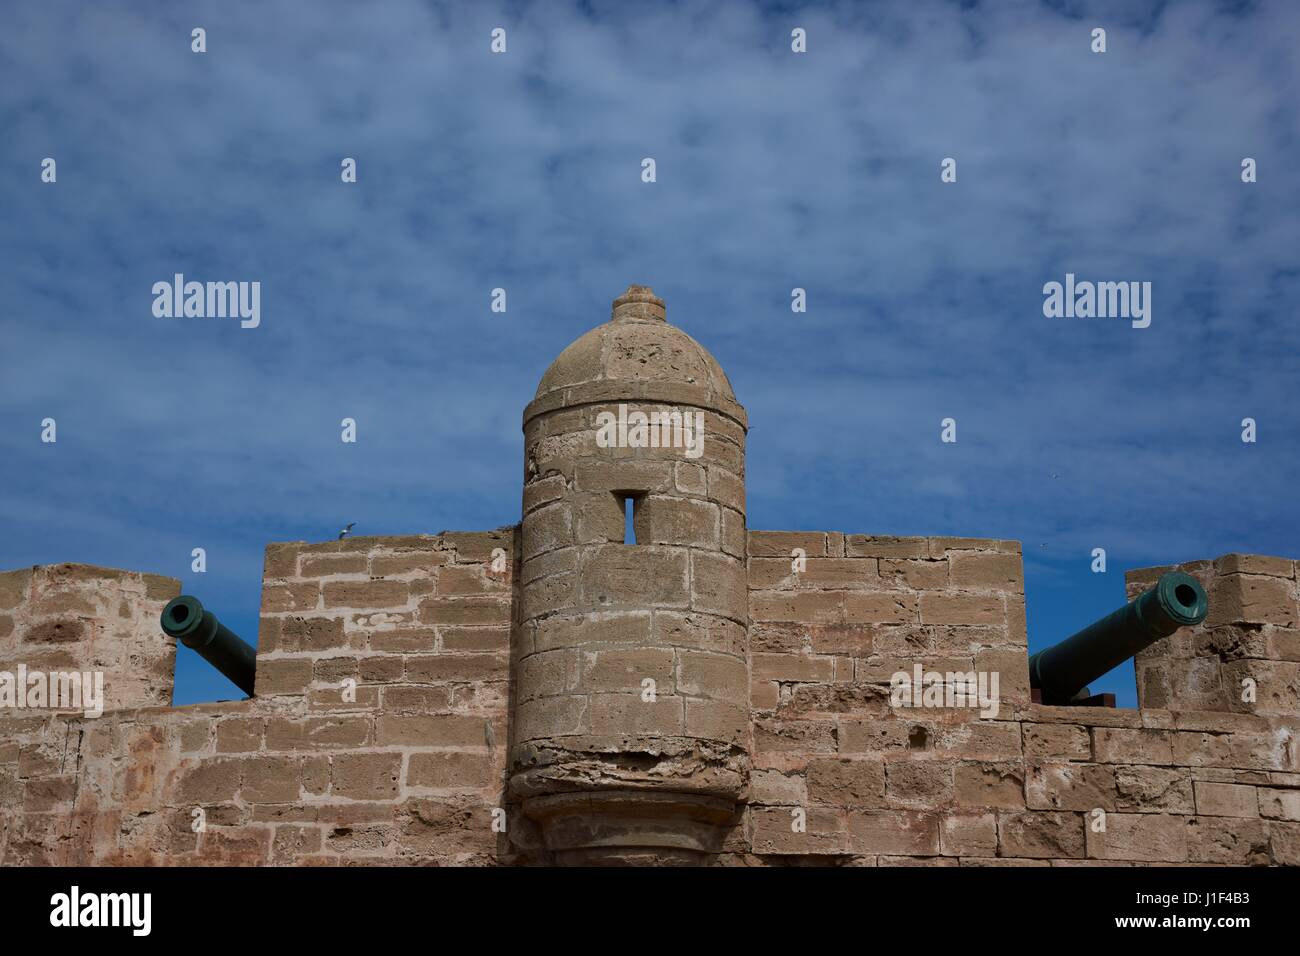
[611,284,666,322]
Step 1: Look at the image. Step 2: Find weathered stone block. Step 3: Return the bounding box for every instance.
[1185,816,1269,864]
[955,761,1025,809]
[748,532,827,558]
[1023,723,1090,761]
[689,551,747,622]
[580,646,675,695]
[407,752,494,790]
[253,659,312,697]
[0,569,33,610]
[848,810,939,856]
[1026,762,1116,812]
[588,693,682,736]
[1113,766,1193,813]
[331,753,401,800]
[376,714,485,748]
[881,757,955,808]
[998,811,1085,859]
[751,806,847,855]
[683,700,747,744]
[179,759,241,804]
[405,653,506,684]
[418,595,511,627]
[675,650,746,702]
[1093,728,1173,765]
[845,536,928,559]
[806,758,886,807]
[1207,573,1296,627]
[878,559,946,590]
[948,552,1022,590]
[751,652,833,684]
[638,496,719,548]
[515,695,588,739]
[1087,812,1187,862]
[580,546,690,609]
[844,592,918,625]
[301,555,368,578]
[750,590,843,624]
[1259,787,1300,821]
[919,593,1004,626]
[261,583,321,613]
[1214,554,1295,578]
[1193,781,1259,818]
[215,718,263,754]
[939,812,997,857]
[535,610,652,651]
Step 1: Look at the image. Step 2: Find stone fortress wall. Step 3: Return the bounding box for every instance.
[2,287,1296,866]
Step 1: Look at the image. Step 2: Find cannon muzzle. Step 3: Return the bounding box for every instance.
[161,595,257,696]
[1028,571,1208,706]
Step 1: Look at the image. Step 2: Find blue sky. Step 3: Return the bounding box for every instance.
[2,0,1297,706]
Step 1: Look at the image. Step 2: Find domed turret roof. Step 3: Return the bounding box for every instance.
[525,286,745,428]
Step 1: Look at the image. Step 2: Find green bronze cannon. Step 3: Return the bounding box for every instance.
[1029,571,1208,706]
[161,595,257,696]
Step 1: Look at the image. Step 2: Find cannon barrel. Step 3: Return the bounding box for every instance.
[1028,571,1208,705]
[160,595,256,696]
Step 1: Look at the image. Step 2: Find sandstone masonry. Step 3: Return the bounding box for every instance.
[2,287,1296,866]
